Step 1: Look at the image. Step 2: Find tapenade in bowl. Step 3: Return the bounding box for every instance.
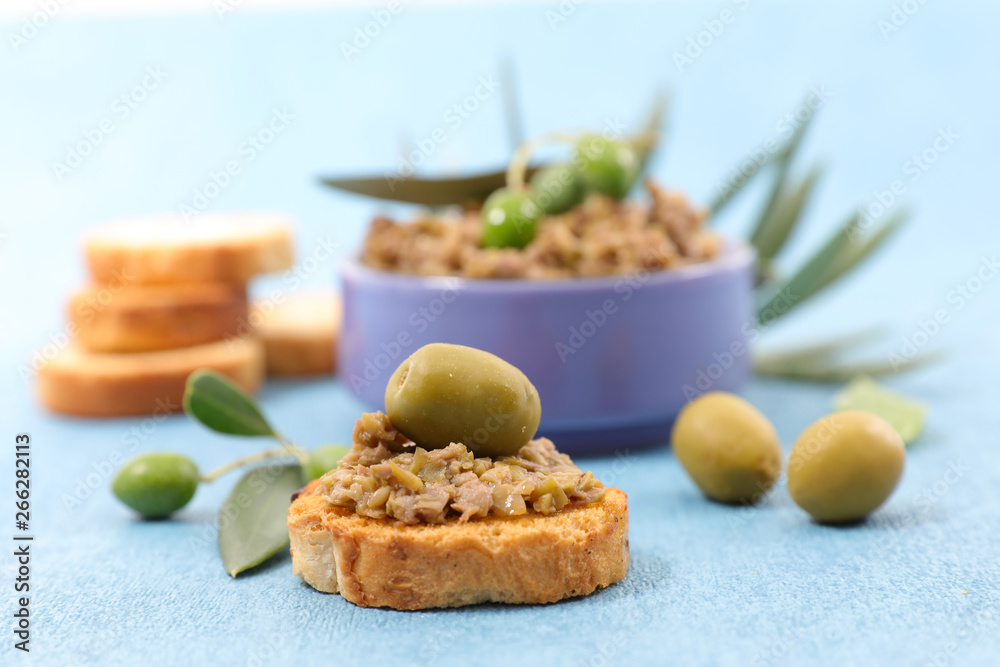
[340,178,754,453]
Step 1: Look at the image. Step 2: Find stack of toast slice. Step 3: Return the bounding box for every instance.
[37,213,309,417]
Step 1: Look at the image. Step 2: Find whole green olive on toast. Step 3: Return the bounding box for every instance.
[385,343,542,457]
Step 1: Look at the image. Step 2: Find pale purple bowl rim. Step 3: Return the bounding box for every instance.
[340,237,755,291]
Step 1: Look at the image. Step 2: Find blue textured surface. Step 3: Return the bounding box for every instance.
[1,1,999,665]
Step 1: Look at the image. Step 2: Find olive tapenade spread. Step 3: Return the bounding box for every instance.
[362,180,718,279]
[319,412,605,525]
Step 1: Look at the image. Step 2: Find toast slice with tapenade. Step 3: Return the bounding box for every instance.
[288,411,629,609]
[289,480,628,610]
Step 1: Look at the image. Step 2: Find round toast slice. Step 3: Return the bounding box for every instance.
[251,292,340,376]
[288,480,629,610]
[85,212,294,285]
[68,283,248,353]
[36,337,264,417]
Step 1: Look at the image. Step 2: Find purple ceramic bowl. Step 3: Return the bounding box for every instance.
[338,240,755,455]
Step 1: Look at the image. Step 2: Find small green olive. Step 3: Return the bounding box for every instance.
[112,452,200,519]
[305,444,351,481]
[788,411,905,524]
[481,187,541,249]
[385,343,541,458]
[529,163,585,215]
[575,136,639,200]
[671,392,783,504]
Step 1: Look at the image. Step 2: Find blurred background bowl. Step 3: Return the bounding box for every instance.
[339,238,755,454]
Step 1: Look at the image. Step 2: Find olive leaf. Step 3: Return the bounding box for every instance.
[183,370,276,438]
[833,376,927,444]
[319,166,547,207]
[755,208,908,323]
[753,328,883,365]
[746,105,815,234]
[753,349,942,381]
[500,59,525,153]
[634,90,670,174]
[709,95,815,216]
[707,151,778,215]
[321,94,669,207]
[218,463,303,577]
[753,165,824,282]
[826,208,908,280]
[753,326,945,382]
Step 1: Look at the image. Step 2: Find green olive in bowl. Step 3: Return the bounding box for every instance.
[575,136,639,200]
[385,343,541,457]
[530,163,585,215]
[671,392,782,504]
[788,411,905,523]
[480,187,541,249]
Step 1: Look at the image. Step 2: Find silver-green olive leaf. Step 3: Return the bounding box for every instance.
[184,370,276,438]
[218,463,303,577]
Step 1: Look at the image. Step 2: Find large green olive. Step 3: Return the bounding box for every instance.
[671,392,783,504]
[529,163,585,215]
[788,411,905,523]
[305,444,351,481]
[112,452,200,519]
[385,343,541,458]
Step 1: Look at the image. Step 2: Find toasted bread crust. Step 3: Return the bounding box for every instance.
[288,481,629,609]
[251,293,340,376]
[84,213,294,285]
[36,338,264,417]
[68,283,248,353]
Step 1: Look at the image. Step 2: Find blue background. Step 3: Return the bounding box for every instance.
[1,1,998,665]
